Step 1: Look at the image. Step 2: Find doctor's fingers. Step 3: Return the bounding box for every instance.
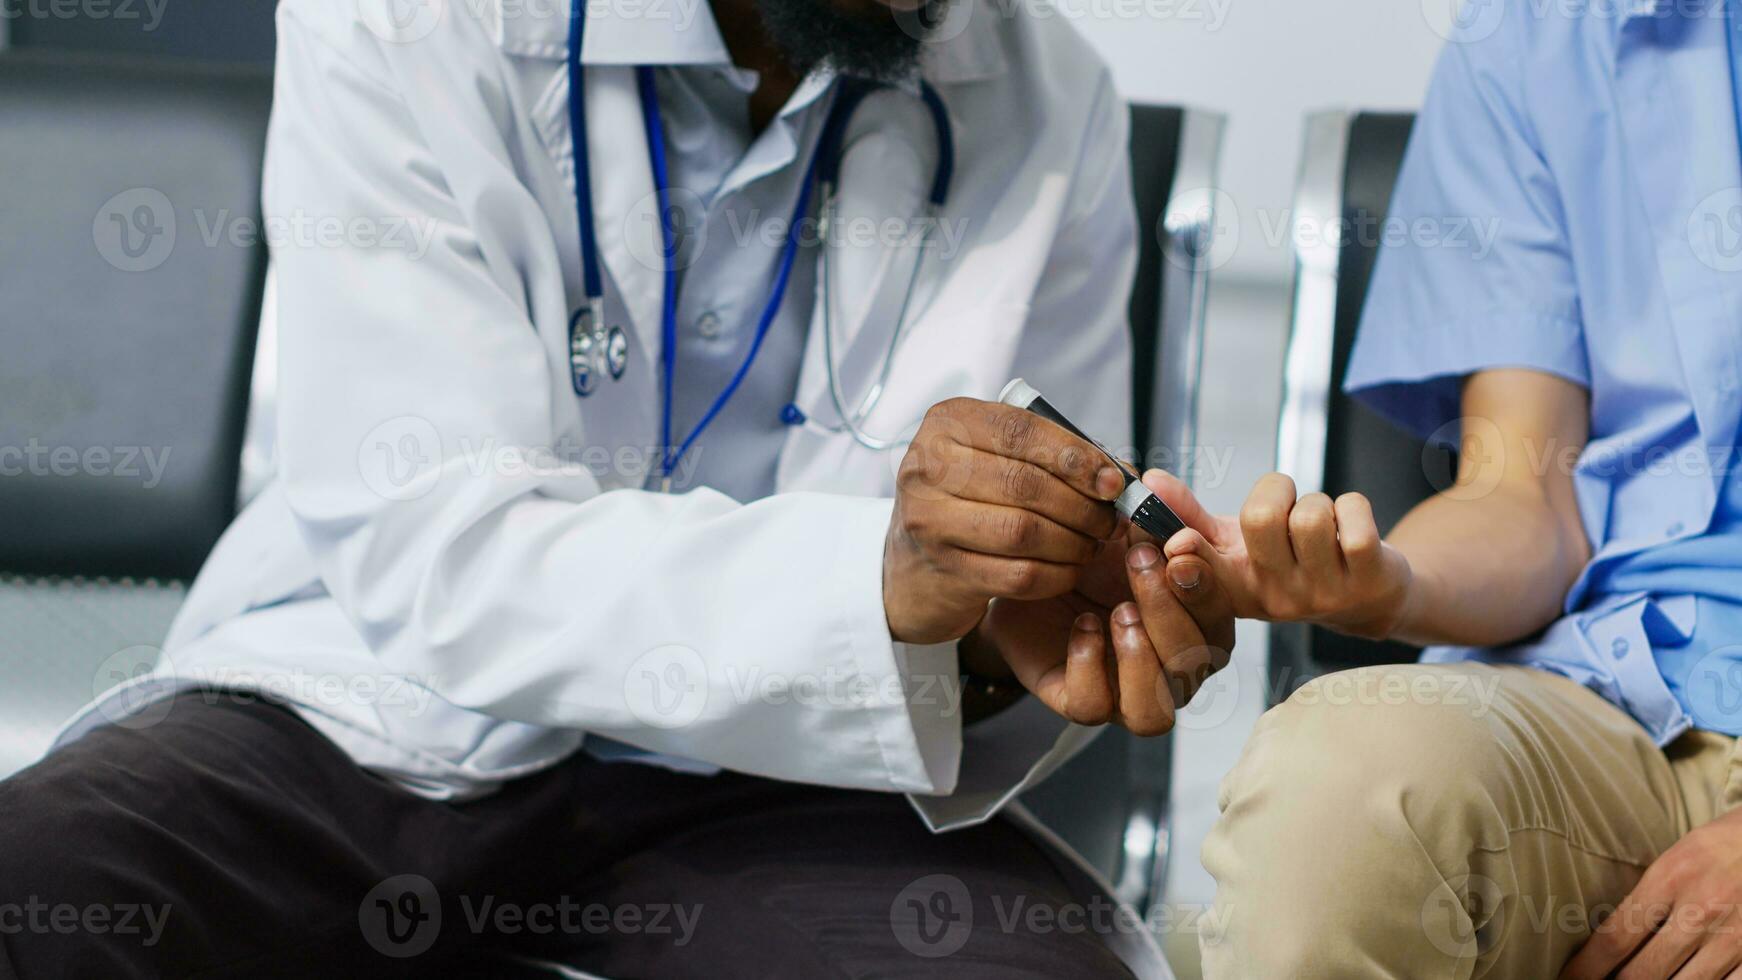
[942,448,1121,540]
[1018,613,1116,726]
[925,398,1126,504]
[1108,603,1175,736]
[1128,544,1234,701]
[922,498,1102,565]
[936,548,1082,603]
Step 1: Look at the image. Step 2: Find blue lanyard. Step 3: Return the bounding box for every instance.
[1730,0,1742,166]
[567,0,822,484]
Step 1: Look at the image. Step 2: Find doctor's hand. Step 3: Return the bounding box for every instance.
[1153,471,1413,641]
[883,398,1126,646]
[964,507,1236,735]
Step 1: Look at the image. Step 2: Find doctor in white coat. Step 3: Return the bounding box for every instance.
[0,0,1233,975]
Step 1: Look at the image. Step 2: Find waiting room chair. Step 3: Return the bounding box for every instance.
[0,52,274,777]
[1022,104,1225,913]
[1,0,278,65]
[1266,109,1451,704]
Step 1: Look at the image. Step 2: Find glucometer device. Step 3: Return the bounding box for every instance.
[998,378,1188,542]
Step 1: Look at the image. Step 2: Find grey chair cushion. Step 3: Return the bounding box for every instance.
[0,576,183,779]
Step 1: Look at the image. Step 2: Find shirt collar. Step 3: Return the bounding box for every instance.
[578,0,732,66]
[491,0,1006,84]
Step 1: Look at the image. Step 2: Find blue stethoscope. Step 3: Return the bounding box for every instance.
[565,0,956,488]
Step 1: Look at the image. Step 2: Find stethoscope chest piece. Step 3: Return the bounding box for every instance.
[570,305,629,396]
[606,324,629,380]
[569,307,599,397]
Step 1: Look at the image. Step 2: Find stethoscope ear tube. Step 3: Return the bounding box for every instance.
[998,378,1189,541]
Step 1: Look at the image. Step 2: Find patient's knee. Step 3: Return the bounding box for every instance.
[1218,665,1518,846]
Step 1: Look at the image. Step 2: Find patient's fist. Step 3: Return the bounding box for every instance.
[1154,471,1411,640]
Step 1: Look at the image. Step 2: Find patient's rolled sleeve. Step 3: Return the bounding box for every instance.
[1342,20,1590,448]
[1347,312,1589,448]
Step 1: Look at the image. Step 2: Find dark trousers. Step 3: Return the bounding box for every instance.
[0,693,1134,978]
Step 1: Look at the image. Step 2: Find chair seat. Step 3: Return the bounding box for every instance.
[0,576,181,779]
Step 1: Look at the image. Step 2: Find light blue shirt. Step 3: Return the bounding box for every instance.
[1346,0,1742,743]
[612,25,839,500]
[655,61,836,501]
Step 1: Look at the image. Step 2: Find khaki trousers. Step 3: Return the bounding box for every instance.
[1199,663,1742,979]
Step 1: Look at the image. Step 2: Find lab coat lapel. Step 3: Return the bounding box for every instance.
[1614,1,1742,495]
[789,93,939,437]
[584,66,667,387]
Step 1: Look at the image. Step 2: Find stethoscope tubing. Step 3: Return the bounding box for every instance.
[565,0,956,476]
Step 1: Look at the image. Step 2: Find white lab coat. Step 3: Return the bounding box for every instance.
[61,0,1159,969]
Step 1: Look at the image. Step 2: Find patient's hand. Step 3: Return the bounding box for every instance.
[1560,802,1742,979]
[1145,470,1413,641]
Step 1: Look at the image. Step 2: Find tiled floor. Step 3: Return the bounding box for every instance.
[1156,276,1292,978]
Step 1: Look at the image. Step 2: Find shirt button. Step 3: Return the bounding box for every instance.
[1611,637,1630,659]
[696,312,722,339]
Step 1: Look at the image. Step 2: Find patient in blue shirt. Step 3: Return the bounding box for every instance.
[1179,0,1742,976]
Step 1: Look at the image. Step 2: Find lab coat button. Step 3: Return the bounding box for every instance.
[697,312,722,339]
[1611,637,1630,659]
[1667,522,1685,537]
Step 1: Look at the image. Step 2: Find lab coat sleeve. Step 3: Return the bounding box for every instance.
[909,67,1139,832]
[263,7,958,796]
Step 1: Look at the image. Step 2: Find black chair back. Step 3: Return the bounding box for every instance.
[0,54,274,579]
[4,0,278,65]
[1023,103,1223,908]
[1270,110,1455,695]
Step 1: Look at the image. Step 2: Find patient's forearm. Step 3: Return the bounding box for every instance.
[1380,369,1593,649]
[1386,481,1589,648]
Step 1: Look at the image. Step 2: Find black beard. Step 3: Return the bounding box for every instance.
[750,0,952,82]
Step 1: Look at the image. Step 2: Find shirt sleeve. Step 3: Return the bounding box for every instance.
[1344,20,1590,447]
